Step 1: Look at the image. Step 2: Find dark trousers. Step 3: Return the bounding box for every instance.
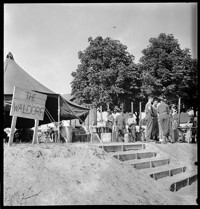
[128,125,136,142]
[145,113,153,140]
[152,117,159,140]
[159,113,170,137]
[116,127,124,142]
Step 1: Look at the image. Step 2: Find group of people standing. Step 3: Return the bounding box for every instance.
[144,95,181,144]
[106,107,137,142]
[105,95,193,144]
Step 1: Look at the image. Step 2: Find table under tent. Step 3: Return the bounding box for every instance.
[4,53,90,143]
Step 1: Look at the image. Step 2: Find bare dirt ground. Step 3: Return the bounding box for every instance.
[3,141,198,205]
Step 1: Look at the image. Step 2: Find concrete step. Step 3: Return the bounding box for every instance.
[124,157,170,170]
[96,142,145,153]
[143,165,187,180]
[157,170,198,192]
[110,150,157,161]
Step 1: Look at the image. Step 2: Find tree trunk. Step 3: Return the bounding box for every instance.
[193,105,197,117]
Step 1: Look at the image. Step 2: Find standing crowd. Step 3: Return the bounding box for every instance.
[106,107,137,142]
[145,95,175,144]
[105,95,195,143]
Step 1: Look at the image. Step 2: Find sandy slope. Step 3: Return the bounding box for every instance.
[3,142,197,205]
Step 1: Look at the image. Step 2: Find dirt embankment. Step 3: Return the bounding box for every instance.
[3,143,197,205]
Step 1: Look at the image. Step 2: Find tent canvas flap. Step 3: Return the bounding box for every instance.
[4,57,89,128]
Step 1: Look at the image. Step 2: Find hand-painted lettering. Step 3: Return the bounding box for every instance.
[26,92,36,101]
[18,104,22,111]
[31,106,36,115]
[13,102,19,111]
[40,108,45,115]
[12,103,44,117]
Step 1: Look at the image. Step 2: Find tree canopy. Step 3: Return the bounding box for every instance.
[139,33,198,110]
[71,36,141,110]
[70,33,197,115]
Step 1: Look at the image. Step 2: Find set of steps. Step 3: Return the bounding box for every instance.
[97,142,197,192]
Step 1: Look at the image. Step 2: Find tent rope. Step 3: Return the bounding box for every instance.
[45,108,55,123]
[44,108,68,141]
[4,101,12,106]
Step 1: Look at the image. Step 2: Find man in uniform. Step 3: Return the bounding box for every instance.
[151,99,159,141]
[145,95,154,142]
[157,96,170,143]
[112,107,120,142]
[115,110,126,142]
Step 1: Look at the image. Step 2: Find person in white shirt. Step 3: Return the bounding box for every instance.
[127,113,137,142]
[106,110,114,133]
[112,107,120,132]
[157,100,163,142]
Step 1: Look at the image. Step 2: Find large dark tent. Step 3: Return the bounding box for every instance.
[4,53,89,129]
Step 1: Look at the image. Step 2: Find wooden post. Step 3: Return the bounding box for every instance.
[178,97,181,126]
[139,102,142,132]
[32,119,39,144]
[131,102,133,114]
[85,112,89,132]
[8,116,17,146]
[58,94,60,143]
[87,109,90,133]
[107,103,110,111]
[100,106,103,122]
[93,107,97,126]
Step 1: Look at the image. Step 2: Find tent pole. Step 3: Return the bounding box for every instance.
[178,97,181,126]
[139,102,142,131]
[131,102,133,114]
[58,94,60,143]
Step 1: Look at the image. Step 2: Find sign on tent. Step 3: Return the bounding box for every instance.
[8,86,47,146]
[10,87,47,120]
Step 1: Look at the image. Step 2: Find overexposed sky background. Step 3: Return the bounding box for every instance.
[4,3,197,94]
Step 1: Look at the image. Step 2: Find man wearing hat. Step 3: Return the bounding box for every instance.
[127,112,137,142]
[115,110,126,142]
[157,95,170,143]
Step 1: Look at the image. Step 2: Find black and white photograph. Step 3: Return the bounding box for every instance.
[3,3,198,205]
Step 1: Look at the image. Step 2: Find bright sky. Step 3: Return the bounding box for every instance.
[4,3,197,95]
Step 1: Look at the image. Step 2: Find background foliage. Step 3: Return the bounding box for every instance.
[71,33,197,115]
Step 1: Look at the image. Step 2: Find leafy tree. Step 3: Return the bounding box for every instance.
[139,33,198,114]
[71,36,141,111]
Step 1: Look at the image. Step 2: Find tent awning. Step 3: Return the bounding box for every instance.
[4,56,89,128]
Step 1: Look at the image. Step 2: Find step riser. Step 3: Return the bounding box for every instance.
[100,144,145,153]
[137,152,156,159]
[133,159,170,170]
[150,171,170,180]
[171,167,186,176]
[189,174,197,185]
[113,152,156,161]
[123,144,145,151]
[103,146,123,152]
[134,161,151,169]
[151,159,170,168]
[150,167,186,180]
[170,174,198,192]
